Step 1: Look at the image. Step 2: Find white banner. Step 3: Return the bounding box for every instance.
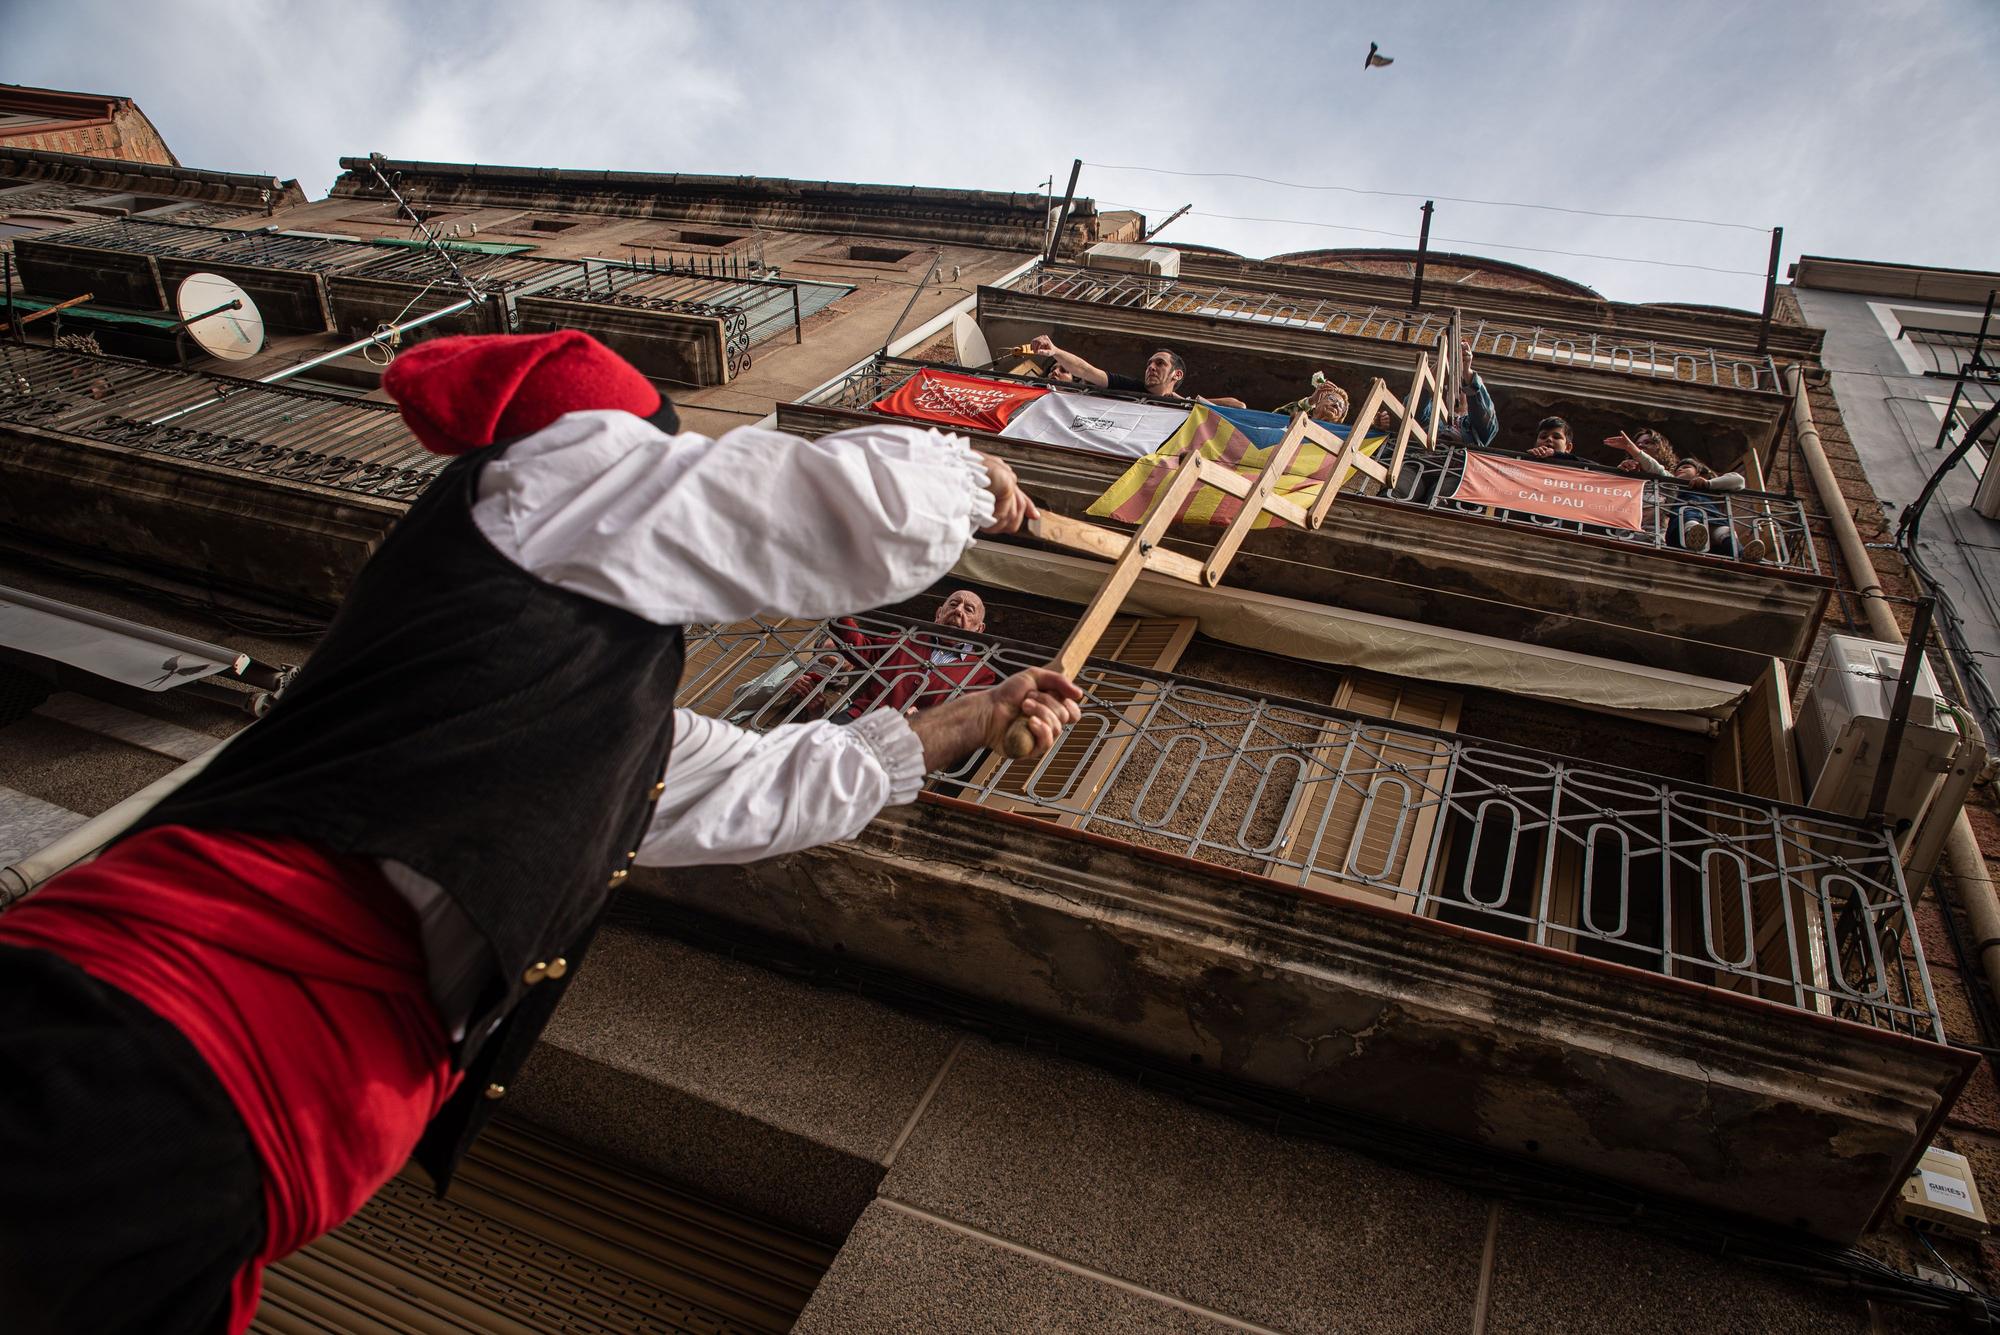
[998,392,1190,459]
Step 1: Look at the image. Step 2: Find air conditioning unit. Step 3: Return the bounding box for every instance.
[1796,635,1963,829]
[1081,242,1181,279]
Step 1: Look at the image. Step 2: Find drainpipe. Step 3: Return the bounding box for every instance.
[1788,365,2000,1004]
[0,736,229,909]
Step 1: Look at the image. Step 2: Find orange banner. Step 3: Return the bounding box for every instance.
[1448,452,1647,531]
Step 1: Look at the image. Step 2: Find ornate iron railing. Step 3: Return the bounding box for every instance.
[1011,264,1786,393]
[803,357,1819,573]
[0,345,440,500]
[679,613,1939,1040]
[530,264,848,376]
[11,217,385,273]
[1390,445,1820,573]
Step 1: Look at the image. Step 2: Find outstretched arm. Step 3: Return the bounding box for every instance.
[473,413,1033,625]
[637,670,1082,867]
[1028,335,1110,389]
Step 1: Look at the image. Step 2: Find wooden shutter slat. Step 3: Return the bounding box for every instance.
[1272,672,1460,911]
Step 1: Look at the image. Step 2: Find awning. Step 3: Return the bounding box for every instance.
[0,585,248,691]
[953,544,1748,719]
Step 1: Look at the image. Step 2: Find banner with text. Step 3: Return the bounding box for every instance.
[1449,452,1647,531]
[998,391,1190,459]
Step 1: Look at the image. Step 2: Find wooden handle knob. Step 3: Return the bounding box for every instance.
[1002,718,1040,759]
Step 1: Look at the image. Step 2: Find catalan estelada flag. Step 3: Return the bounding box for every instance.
[1085,405,1384,530]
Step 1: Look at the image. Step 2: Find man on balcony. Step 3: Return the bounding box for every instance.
[1026,334,1248,409]
[0,331,1083,1335]
[771,589,1003,723]
[1360,340,1498,448]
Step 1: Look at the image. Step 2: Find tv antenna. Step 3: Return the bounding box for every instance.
[364,152,483,305]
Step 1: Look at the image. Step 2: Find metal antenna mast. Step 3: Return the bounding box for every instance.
[365,153,484,306]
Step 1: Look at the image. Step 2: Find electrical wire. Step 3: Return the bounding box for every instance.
[1913,1226,1989,1301]
[1084,162,1772,233]
[1092,199,1769,278]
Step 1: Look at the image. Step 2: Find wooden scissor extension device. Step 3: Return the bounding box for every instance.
[1003,344,1459,757]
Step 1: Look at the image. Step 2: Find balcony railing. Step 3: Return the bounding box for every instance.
[1010,263,1786,392]
[530,261,852,375]
[681,613,1939,1042]
[0,345,439,500]
[1390,444,1819,573]
[802,357,1821,574]
[12,217,386,273]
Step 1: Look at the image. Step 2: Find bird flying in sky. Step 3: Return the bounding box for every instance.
[1365,42,1393,69]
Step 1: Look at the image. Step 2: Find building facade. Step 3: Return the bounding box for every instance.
[2,127,1998,1331]
[0,83,182,167]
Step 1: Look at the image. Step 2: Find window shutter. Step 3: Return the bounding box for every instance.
[1708,658,1802,804]
[258,1121,830,1333]
[1699,658,1821,1003]
[977,615,1196,821]
[1270,672,1460,911]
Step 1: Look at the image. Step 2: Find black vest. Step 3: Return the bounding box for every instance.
[134,438,685,1186]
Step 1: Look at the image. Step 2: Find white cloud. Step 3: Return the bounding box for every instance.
[9,0,1997,308]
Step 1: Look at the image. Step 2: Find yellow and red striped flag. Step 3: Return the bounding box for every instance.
[1085,405,1384,530]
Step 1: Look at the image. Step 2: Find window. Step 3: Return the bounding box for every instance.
[0,212,90,235]
[849,245,916,264]
[342,205,451,226]
[1271,675,1461,911]
[623,227,752,253]
[801,240,924,268]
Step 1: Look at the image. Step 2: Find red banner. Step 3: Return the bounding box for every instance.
[1449,452,1647,531]
[870,369,1048,435]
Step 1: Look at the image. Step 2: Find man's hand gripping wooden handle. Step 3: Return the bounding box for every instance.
[911,667,1082,771]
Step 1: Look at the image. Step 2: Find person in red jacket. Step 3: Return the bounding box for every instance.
[779,588,1003,721]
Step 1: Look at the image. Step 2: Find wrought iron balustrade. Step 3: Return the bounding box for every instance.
[13,217,385,274]
[1010,264,1785,392]
[0,345,440,500]
[678,613,1937,1041]
[532,264,852,375]
[802,357,1819,573]
[1390,446,1820,573]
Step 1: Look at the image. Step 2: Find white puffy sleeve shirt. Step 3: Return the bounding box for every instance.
[467,410,993,864]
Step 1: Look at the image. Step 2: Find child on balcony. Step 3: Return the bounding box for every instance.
[1608,430,1766,562]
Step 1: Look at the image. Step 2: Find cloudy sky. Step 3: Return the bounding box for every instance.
[11,0,1997,308]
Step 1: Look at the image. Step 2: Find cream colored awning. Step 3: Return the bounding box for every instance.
[954,544,1748,719]
[0,585,246,691]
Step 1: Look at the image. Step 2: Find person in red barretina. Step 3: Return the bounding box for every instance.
[0,330,1081,1334]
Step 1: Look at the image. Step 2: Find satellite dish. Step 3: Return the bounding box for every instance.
[176,272,266,361]
[951,311,992,368]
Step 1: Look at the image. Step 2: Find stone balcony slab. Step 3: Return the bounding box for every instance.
[633,796,1973,1244]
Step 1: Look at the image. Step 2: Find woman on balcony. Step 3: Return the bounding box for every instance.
[1609,429,1766,562]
